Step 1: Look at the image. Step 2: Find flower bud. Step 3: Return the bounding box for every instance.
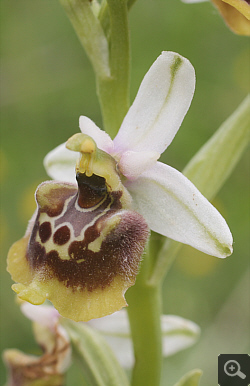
[3,304,71,386]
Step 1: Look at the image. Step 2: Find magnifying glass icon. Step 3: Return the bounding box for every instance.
[224,360,246,379]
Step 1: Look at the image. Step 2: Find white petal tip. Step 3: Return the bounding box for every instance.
[217,243,233,258]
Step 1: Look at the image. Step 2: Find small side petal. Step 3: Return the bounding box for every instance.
[114,51,195,154]
[126,162,233,258]
[79,116,114,153]
[44,143,77,183]
[119,150,160,180]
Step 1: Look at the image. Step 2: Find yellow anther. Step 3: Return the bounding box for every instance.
[80,138,96,154]
[66,133,97,154]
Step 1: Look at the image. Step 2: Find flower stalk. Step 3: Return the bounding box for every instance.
[126,246,162,386]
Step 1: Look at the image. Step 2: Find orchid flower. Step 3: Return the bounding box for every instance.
[45,51,233,259]
[182,0,250,35]
[3,303,71,386]
[7,51,232,324]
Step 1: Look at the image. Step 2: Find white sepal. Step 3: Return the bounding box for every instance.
[126,162,233,258]
[44,142,77,183]
[114,51,195,155]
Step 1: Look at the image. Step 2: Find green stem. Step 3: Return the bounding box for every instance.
[98,0,137,37]
[97,0,130,137]
[126,248,162,386]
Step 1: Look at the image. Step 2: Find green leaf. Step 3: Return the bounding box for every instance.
[59,0,110,78]
[97,0,130,136]
[173,369,203,386]
[183,96,250,201]
[150,96,250,285]
[62,319,130,386]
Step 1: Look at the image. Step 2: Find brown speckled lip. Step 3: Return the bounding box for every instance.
[53,225,71,245]
[39,222,52,243]
[26,173,149,292]
[41,186,77,217]
[27,211,148,291]
[54,193,112,238]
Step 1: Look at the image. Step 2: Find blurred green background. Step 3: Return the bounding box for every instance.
[0,0,249,385]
